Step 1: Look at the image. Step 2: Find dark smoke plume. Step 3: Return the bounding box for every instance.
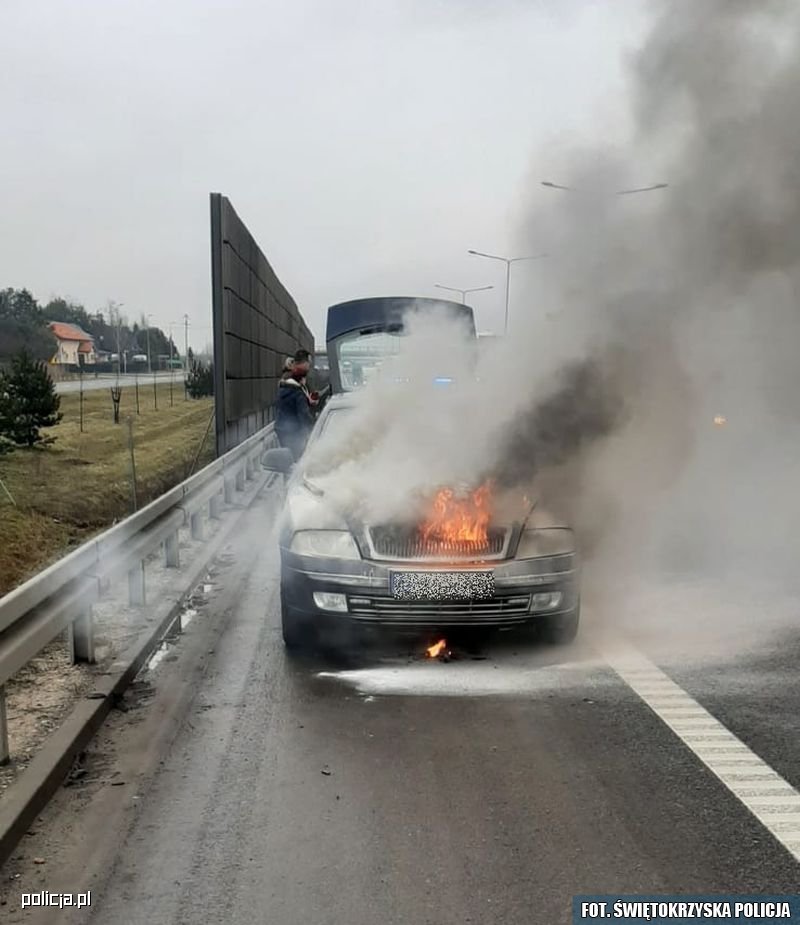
[505,0,800,586]
[492,355,628,490]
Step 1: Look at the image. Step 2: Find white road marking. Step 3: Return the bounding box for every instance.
[750,797,800,806]
[607,644,800,864]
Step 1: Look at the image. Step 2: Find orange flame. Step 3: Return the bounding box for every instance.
[426,639,447,658]
[420,482,492,548]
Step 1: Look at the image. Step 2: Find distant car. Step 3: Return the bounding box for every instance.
[262,394,580,651]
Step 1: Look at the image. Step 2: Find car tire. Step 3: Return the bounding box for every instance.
[540,604,580,645]
[280,589,311,652]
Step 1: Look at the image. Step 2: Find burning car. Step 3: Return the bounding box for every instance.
[263,392,580,651]
[263,296,579,651]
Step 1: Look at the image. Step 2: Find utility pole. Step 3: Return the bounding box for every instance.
[183,314,190,399]
[183,314,190,375]
[115,311,122,382]
[169,322,175,407]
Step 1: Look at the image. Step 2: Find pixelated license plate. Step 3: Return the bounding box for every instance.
[390,571,495,601]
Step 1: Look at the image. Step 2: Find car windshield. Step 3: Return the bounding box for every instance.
[303,406,354,483]
[317,407,351,437]
[336,331,402,390]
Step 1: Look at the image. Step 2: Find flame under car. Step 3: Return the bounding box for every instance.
[263,394,580,652]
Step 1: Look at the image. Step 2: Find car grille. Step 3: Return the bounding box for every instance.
[367,526,509,561]
[347,595,531,625]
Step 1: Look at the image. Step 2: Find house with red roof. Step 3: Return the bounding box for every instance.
[48,321,96,368]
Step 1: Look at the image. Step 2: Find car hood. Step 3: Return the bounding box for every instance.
[289,474,539,533]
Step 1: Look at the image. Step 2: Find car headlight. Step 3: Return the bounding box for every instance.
[290,530,361,560]
[517,528,575,559]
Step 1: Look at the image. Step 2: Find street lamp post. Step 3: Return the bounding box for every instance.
[467,250,547,336]
[541,180,668,195]
[183,314,190,375]
[434,283,494,303]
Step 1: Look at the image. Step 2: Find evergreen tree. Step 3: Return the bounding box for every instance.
[0,288,55,364]
[186,360,214,398]
[1,288,41,323]
[0,350,63,447]
[43,297,92,331]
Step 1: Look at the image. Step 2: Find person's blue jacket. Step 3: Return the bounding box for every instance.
[275,378,314,459]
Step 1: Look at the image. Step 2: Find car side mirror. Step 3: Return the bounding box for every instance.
[262,447,294,474]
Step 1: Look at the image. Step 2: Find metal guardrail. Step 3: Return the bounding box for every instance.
[0,423,278,763]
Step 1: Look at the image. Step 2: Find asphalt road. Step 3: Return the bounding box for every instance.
[56,372,185,393]
[4,493,800,924]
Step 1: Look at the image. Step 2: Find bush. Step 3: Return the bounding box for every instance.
[186,360,214,398]
[0,349,63,447]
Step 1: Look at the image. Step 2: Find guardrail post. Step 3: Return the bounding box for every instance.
[128,561,146,606]
[209,494,221,520]
[245,456,254,481]
[235,468,245,492]
[166,611,182,638]
[69,606,95,664]
[165,531,180,568]
[0,687,9,765]
[190,511,204,541]
[224,479,234,504]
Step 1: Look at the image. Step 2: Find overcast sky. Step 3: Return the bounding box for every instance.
[0,0,649,348]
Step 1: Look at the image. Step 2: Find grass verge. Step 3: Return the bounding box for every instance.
[0,382,214,596]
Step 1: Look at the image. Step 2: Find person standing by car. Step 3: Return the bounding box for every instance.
[275,351,317,460]
[292,349,322,414]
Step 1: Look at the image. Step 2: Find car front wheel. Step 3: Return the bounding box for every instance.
[280,589,312,652]
[539,604,580,645]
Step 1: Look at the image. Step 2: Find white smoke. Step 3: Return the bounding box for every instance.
[302,304,608,529]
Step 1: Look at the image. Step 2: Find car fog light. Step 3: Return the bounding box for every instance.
[532,591,563,611]
[313,592,348,613]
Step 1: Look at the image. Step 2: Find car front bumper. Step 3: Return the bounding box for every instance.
[280,550,579,630]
